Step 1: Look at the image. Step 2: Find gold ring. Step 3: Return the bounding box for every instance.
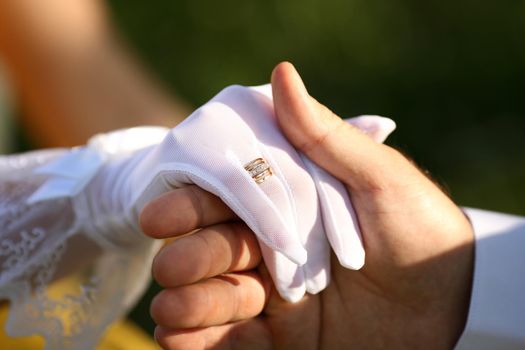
[244,158,273,184]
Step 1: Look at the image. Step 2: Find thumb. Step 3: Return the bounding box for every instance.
[271,62,401,191]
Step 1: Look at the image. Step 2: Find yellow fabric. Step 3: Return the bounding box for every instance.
[0,261,160,349]
[0,305,160,350]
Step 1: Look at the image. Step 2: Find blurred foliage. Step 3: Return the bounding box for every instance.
[106,0,525,332]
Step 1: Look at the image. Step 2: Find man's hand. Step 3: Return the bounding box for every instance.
[141,62,474,349]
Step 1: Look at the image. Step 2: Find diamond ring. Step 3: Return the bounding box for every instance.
[244,158,273,184]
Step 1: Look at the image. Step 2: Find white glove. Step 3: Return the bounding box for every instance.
[30,84,394,302]
[36,85,395,301]
[1,83,395,348]
[183,84,395,301]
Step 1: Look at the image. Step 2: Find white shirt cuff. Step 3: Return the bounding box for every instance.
[455,208,525,349]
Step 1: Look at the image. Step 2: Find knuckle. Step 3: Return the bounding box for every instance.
[154,334,172,350]
[229,223,261,269]
[186,185,206,228]
[151,288,205,328]
[150,292,169,326]
[192,233,215,279]
[183,285,210,327]
[153,236,212,286]
[151,252,169,286]
[139,202,159,237]
[299,115,346,156]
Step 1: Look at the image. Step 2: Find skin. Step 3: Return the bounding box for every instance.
[140,62,474,350]
[0,0,189,147]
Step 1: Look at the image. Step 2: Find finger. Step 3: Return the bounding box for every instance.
[301,116,395,269]
[345,115,396,143]
[271,61,409,191]
[307,116,394,269]
[155,319,272,350]
[301,154,365,269]
[153,222,262,287]
[259,233,331,302]
[150,272,269,329]
[258,242,306,303]
[140,185,237,239]
[220,85,330,276]
[177,89,307,264]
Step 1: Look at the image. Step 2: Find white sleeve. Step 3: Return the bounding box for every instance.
[0,138,164,350]
[455,208,525,349]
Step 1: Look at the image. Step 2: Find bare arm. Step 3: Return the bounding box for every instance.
[0,0,190,147]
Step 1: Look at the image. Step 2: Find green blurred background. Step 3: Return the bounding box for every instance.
[68,0,525,335]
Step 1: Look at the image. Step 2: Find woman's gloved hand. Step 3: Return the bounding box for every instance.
[29,84,395,302]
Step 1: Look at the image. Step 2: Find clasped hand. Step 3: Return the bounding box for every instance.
[140,63,474,350]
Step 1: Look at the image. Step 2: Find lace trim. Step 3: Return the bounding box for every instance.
[0,151,157,349]
[2,239,156,350]
[0,227,46,276]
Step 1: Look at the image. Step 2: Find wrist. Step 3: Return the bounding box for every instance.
[79,127,169,248]
[445,221,475,348]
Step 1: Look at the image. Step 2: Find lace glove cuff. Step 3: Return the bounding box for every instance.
[0,146,163,350]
